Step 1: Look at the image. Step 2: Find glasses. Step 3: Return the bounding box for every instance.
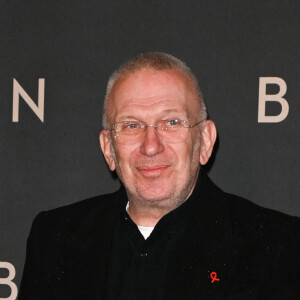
[107,118,205,145]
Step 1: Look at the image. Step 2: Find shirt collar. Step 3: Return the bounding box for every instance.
[117,169,205,237]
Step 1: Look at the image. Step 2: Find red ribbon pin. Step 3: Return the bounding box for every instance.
[210,271,220,283]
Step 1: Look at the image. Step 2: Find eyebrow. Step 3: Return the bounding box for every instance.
[161,109,181,114]
[116,109,186,122]
[116,115,140,121]
[118,109,180,117]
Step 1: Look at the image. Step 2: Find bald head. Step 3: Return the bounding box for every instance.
[102,52,207,129]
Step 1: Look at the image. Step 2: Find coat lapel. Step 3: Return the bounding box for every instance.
[167,173,240,299]
[58,191,122,299]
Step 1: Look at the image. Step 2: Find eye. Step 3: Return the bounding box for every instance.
[121,121,141,134]
[160,119,183,131]
[166,119,180,127]
[124,121,139,129]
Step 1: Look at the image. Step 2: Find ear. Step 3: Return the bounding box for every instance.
[199,120,217,165]
[99,130,116,171]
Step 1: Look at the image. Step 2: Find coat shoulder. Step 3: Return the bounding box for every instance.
[42,189,118,218]
[30,189,121,241]
[223,192,300,237]
[220,193,300,296]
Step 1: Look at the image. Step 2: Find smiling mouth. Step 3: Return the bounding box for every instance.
[136,165,169,177]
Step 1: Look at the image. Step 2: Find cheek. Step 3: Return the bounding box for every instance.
[114,144,138,171]
[168,142,194,169]
[179,139,201,171]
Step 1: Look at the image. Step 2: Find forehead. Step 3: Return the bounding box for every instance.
[110,69,198,120]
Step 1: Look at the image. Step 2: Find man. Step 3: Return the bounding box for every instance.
[19,53,300,299]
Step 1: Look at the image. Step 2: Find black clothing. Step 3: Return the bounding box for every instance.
[19,171,300,299]
[107,180,199,300]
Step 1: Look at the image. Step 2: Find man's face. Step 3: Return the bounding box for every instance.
[100,68,214,210]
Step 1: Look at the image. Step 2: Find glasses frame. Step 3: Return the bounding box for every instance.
[106,119,206,144]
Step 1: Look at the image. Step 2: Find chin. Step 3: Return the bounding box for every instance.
[135,184,175,203]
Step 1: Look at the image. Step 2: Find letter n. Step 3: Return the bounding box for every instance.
[258,77,289,123]
[12,78,45,122]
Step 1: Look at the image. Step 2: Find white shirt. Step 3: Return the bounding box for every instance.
[126,202,154,239]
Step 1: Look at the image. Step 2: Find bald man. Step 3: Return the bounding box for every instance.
[20,53,300,300]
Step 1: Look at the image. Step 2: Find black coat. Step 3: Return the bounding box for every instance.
[19,172,300,299]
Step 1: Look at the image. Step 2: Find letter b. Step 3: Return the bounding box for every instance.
[258,77,289,123]
[0,262,18,300]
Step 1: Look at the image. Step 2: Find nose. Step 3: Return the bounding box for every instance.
[140,126,164,156]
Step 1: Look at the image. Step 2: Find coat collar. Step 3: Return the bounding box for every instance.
[166,169,240,298]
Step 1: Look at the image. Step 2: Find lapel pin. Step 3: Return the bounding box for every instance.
[210,271,220,283]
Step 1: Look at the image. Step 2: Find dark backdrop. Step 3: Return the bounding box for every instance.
[0,0,299,297]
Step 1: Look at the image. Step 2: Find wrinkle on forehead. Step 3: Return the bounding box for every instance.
[114,70,187,98]
[115,96,189,122]
[107,69,201,125]
[117,95,186,107]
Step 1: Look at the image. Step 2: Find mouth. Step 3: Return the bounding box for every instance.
[136,165,169,178]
